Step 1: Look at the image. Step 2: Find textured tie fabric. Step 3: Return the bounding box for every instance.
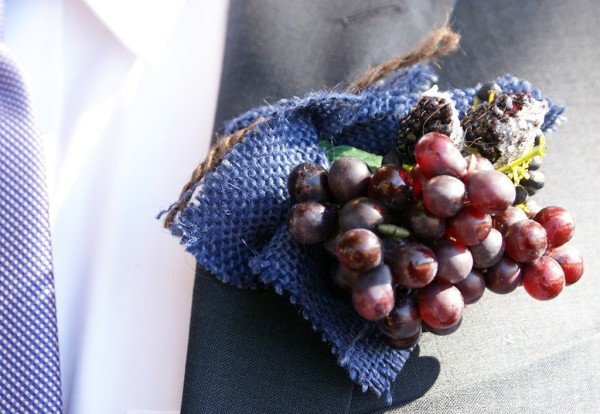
[0,44,63,413]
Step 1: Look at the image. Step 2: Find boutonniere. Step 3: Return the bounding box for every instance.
[161,27,581,403]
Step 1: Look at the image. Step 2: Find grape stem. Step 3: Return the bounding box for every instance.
[495,135,547,184]
[377,224,410,238]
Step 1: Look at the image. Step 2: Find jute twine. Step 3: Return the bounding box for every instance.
[163,26,460,228]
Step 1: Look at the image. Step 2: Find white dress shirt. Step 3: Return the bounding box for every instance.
[5,1,229,412]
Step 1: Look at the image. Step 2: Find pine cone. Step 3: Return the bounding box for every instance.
[396,87,463,164]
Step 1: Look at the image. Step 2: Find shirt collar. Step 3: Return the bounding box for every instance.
[83,0,186,64]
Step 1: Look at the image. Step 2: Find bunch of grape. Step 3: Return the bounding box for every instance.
[287,132,584,350]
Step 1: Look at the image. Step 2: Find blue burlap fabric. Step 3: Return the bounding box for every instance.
[166,64,563,398]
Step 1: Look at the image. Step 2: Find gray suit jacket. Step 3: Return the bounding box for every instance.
[181,1,600,412]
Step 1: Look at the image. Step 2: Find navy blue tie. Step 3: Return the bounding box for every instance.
[0,42,63,413]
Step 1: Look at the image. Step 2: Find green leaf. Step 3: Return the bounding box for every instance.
[320,140,383,171]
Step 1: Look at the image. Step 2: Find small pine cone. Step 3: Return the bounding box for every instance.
[396,87,463,164]
[461,91,548,167]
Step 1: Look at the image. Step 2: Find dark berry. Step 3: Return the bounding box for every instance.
[485,255,522,294]
[545,244,584,285]
[476,82,503,101]
[434,239,473,284]
[328,157,371,201]
[534,206,575,248]
[338,197,388,232]
[336,229,382,272]
[504,219,547,263]
[352,265,395,321]
[522,256,565,301]
[287,202,336,245]
[418,283,464,330]
[369,165,412,211]
[387,243,438,288]
[287,163,332,202]
[455,270,486,304]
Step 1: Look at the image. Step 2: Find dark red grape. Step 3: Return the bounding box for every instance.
[446,206,492,246]
[493,206,527,235]
[352,265,395,321]
[369,165,412,211]
[287,202,336,245]
[338,197,388,232]
[406,201,446,244]
[467,170,516,215]
[546,244,584,285]
[331,265,361,293]
[414,132,467,178]
[424,317,462,336]
[522,256,565,300]
[523,199,541,218]
[534,206,575,248]
[328,157,371,201]
[434,239,473,284]
[464,154,494,183]
[409,165,429,199]
[485,255,522,294]
[423,175,465,217]
[387,243,438,288]
[336,229,382,272]
[418,283,464,330]
[504,219,547,263]
[384,329,421,349]
[382,237,409,255]
[469,228,505,269]
[323,230,342,256]
[377,293,421,340]
[287,163,332,202]
[455,269,486,304]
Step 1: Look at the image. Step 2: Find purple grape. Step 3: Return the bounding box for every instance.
[464,154,494,183]
[409,164,429,199]
[384,329,421,349]
[328,157,371,201]
[424,317,462,336]
[504,219,547,263]
[287,163,332,202]
[522,256,565,301]
[377,293,421,341]
[446,206,492,246]
[352,265,395,321]
[418,283,464,330]
[414,132,467,178]
[469,228,505,269]
[485,255,522,294]
[434,239,473,284]
[454,269,486,304]
[369,165,412,211]
[338,197,388,232]
[287,202,336,245]
[387,243,438,288]
[493,206,527,235]
[336,229,382,272]
[406,201,446,243]
[423,175,465,217]
[546,244,584,286]
[467,170,516,214]
[534,206,575,248]
[331,265,360,293]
